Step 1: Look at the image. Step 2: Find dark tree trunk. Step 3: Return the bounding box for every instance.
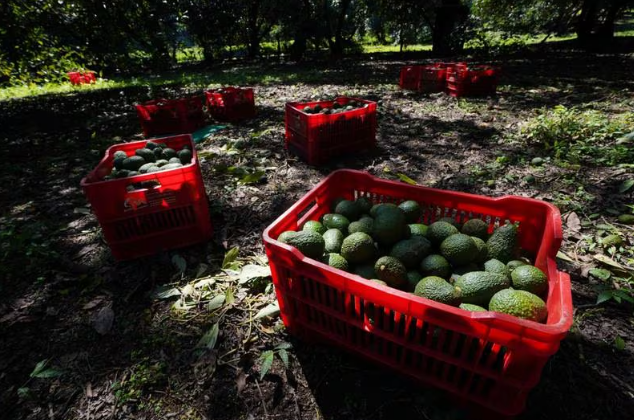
[432,0,468,56]
[291,0,311,60]
[330,0,351,57]
[576,0,599,44]
[247,0,261,58]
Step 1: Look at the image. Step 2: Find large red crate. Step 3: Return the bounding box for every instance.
[204,87,256,122]
[80,134,212,261]
[285,97,377,165]
[68,71,96,85]
[446,64,500,97]
[399,63,451,93]
[262,169,573,417]
[135,97,206,137]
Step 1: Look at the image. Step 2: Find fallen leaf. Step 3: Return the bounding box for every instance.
[254,303,280,320]
[91,306,114,335]
[236,369,247,394]
[238,264,271,284]
[566,212,581,232]
[556,251,574,263]
[588,268,611,281]
[207,295,226,311]
[150,286,181,300]
[196,323,220,350]
[618,179,634,193]
[82,296,106,310]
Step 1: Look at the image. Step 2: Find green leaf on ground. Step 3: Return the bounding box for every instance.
[222,247,240,270]
[397,173,417,185]
[618,179,634,193]
[196,323,220,350]
[238,264,271,284]
[207,295,226,311]
[254,303,280,320]
[589,268,612,281]
[259,350,275,379]
[615,335,626,351]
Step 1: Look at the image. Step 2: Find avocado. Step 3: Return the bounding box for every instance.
[278,231,297,243]
[113,156,126,170]
[179,148,193,164]
[389,236,432,269]
[459,303,487,312]
[369,203,398,218]
[414,276,461,306]
[322,213,350,232]
[511,265,548,295]
[145,141,159,150]
[371,279,388,287]
[135,148,156,163]
[162,163,184,171]
[121,156,146,171]
[162,148,178,159]
[355,196,373,214]
[438,217,462,229]
[489,288,547,322]
[372,205,406,246]
[335,199,361,221]
[486,223,519,263]
[168,157,182,164]
[323,229,344,253]
[427,221,459,247]
[398,200,422,224]
[484,259,509,278]
[155,159,169,167]
[406,270,422,291]
[471,237,489,263]
[461,219,489,240]
[153,148,165,159]
[506,259,528,272]
[302,220,326,235]
[138,163,157,174]
[374,256,407,288]
[354,264,377,280]
[420,254,452,279]
[440,234,477,266]
[323,253,349,271]
[453,271,510,306]
[341,232,376,264]
[348,217,374,235]
[286,230,326,260]
[113,150,128,160]
[409,224,428,237]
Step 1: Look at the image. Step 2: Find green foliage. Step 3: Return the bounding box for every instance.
[521,105,634,165]
[258,342,291,379]
[0,219,59,278]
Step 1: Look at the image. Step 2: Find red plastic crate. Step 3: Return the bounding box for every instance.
[262,169,573,417]
[80,134,212,261]
[204,87,256,122]
[399,63,450,93]
[135,97,206,137]
[68,71,96,85]
[285,97,377,165]
[446,64,500,97]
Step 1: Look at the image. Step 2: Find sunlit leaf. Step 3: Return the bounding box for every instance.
[151,285,181,300]
[239,170,265,184]
[254,303,280,320]
[238,264,271,284]
[222,247,240,269]
[207,295,226,311]
[397,173,417,185]
[225,288,235,305]
[588,268,611,281]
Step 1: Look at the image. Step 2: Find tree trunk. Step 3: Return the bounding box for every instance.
[576,0,599,45]
[432,0,468,56]
[330,0,351,57]
[596,1,625,40]
[247,0,261,58]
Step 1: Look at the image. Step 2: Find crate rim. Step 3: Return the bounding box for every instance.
[286,97,376,116]
[262,169,573,338]
[79,134,196,187]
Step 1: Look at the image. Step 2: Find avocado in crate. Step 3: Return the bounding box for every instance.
[285,97,377,165]
[81,134,212,261]
[263,169,572,417]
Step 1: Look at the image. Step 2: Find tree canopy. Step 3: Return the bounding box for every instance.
[1,0,632,85]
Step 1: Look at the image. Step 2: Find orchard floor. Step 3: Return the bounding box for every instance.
[1,50,634,420]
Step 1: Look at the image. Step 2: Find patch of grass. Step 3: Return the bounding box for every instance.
[362,44,432,53]
[520,105,634,165]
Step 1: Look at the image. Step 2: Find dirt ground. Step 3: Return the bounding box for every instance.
[1,49,634,420]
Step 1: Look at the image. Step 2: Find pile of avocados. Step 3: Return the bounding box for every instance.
[104,141,193,180]
[277,197,549,323]
[301,101,368,115]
